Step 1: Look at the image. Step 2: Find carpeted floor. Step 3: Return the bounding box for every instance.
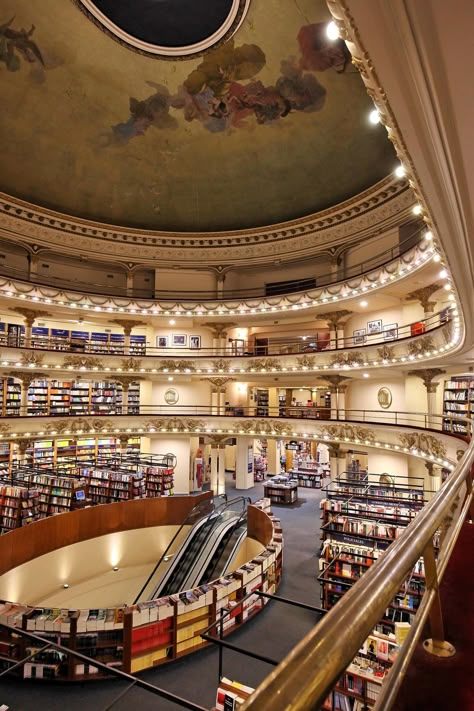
[0,476,325,710]
[393,517,474,711]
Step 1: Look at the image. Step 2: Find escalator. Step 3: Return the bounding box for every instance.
[133,496,249,604]
[200,510,248,583]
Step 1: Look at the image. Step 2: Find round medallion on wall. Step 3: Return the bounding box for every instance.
[164,388,179,405]
[377,387,392,409]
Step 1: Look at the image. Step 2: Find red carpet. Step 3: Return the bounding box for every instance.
[393,518,474,711]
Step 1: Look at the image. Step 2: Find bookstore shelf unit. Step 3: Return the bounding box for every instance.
[0,498,282,681]
[318,474,429,709]
[24,379,141,417]
[264,475,298,505]
[289,461,330,489]
[442,375,474,435]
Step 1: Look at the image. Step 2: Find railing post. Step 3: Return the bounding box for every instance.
[422,539,455,657]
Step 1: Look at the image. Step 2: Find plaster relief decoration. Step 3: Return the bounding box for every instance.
[146,417,205,432]
[377,344,396,361]
[62,355,105,370]
[0,423,11,436]
[319,423,375,444]
[247,358,282,372]
[235,419,288,435]
[296,355,316,370]
[159,359,195,373]
[407,336,435,357]
[398,432,447,458]
[212,359,230,373]
[21,352,44,367]
[330,351,363,368]
[121,357,142,371]
[45,418,114,434]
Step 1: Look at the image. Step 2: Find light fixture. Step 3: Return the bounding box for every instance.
[395,164,405,178]
[369,109,380,124]
[360,300,368,307]
[363,373,370,378]
[326,21,340,40]
[169,319,176,325]
[433,253,441,262]
[168,376,174,381]
[412,204,422,215]
[113,567,119,571]
[63,583,69,589]
[439,269,448,278]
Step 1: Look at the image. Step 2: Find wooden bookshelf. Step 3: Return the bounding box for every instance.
[442,375,474,435]
[0,497,282,681]
[0,485,40,533]
[264,477,298,505]
[30,474,74,517]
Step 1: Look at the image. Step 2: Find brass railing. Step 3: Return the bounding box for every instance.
[241,423,474,710]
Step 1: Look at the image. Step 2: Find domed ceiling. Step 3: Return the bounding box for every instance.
[0,0,397,233]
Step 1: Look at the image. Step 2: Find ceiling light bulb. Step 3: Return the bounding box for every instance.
[433,253,441,262]
[360,300,368,307]
[412,204,422,215]
[395,165,405,178]
[444,283,452,290]
[168,376,174,381]
[439,269,448,278]
[169,319,176,325]
[326,21,340,40]
[369,109,380,124]
[363,373,370,378]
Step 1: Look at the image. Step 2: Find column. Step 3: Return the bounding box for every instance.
[328,443,340,479]
[203,323,236,355]
[114,376,141,415]
[8,372,43,416]
[217,446,226,495]
[425,461,442,498]
[315,310,352,350]
[210,445,219,493]
[119,435,129,455]
[336,324,346,349]
[216,274,225,298]
[329,386,338,420]
[111,319,146,355]
[406,283,442,326]
[338,385,347,420]
[211,388,219,415]
[17,439,31,466]
[268,387,279,419]
[28,254,38,281]
[12,307,51,348]
[126,271,134,296]
[407,369,445,429]
[235,437,254,489]
[266,438,279,476]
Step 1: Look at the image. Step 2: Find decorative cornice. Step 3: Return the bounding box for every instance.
[110,319,146,334]
[406,284,441,309]
[21,352,45,368]
[315,310,352,328]
[407,336,435,357]
[323,375,352,389]
[247,358,282,372]
[201,377,236,391]
[114,375,142,388]
[0,178,413,267]
[11,307,51,325]
[329,351,363,368]
[7,370,46,386]
[121,358,142,371]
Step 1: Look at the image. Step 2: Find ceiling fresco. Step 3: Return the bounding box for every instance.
[0,0,397,233]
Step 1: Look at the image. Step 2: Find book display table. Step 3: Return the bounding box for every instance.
[264,479,298,505]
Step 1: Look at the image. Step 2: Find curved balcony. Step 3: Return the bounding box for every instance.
[0,310,460,380]
[0,236,436,316]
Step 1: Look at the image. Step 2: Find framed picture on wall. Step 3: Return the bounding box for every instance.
[367,319,383,334]
[353,328,367,345]
[383,323,398,341]
[189,335,201,349]
[172,334,187,347]
[156,336,168,348]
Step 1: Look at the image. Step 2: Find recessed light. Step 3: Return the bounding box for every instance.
[369,109,380,124]
[360,300,368,307]
[169,319,176,325]
[326,21,340,40]
[168,376,174,381]
[63,583,69,589]
[363,373,370,378]
[113,567,119,572]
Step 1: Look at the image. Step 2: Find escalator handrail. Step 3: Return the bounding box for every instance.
[150,496,251,598]
[132,493,227,604]
[203,508,249,583]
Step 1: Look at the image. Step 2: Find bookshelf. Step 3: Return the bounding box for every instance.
[264,475,298,505]
[81,469,146,504]
[1,377,21,416]
[255,388,269,417]
[442,376,474,435]
[0,502,283,681]
[0,485,40,533]
[30,474,74,517]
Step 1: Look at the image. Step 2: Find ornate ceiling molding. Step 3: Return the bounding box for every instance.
[74,0,250,60]
[0,177,413,267]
